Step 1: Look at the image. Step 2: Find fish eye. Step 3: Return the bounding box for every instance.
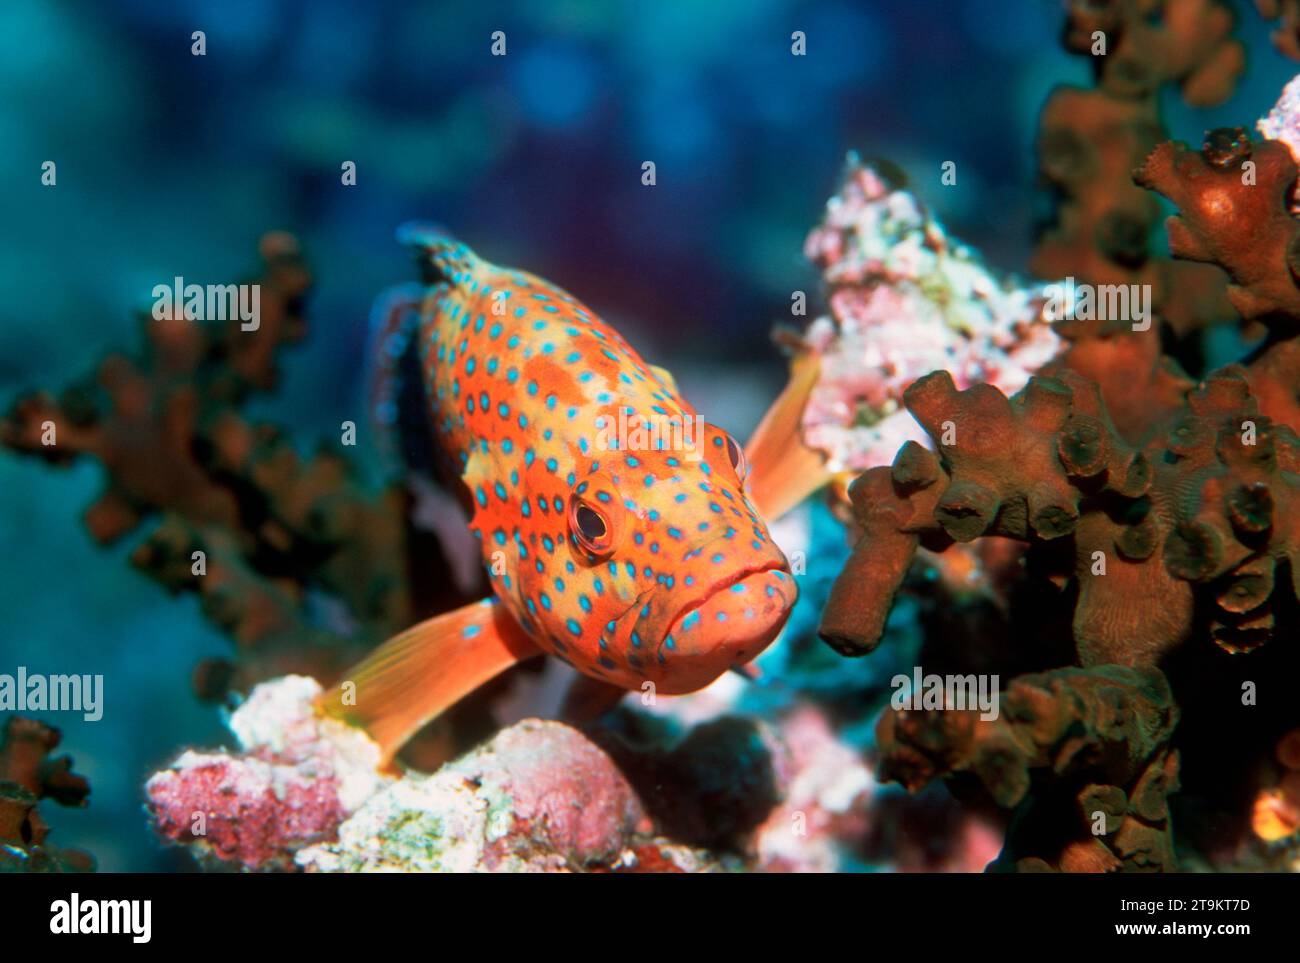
[575,504,607,541]
[567,478,620,558]
[725,433,748,481]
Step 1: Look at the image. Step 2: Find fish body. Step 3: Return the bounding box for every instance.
[378,229,797,697]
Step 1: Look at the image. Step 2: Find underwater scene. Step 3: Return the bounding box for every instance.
[3,0,1300,899]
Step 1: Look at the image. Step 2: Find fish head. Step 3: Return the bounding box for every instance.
[533,418,797,695]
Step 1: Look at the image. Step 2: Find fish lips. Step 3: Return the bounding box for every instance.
[635,563,798,694]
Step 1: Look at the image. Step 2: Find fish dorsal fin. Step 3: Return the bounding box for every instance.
[744,350,832,520]
[396,222,483,286]
[317,598,540,765]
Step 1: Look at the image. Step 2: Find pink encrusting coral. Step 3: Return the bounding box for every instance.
[297,717,664,872]
[145,675,389,871]
[1257,72,1300,214]
[796,161,1064,476]
[750,705,874,871]
[147,675,953,872]
[146,754,349,871]
[1258,72,1300,164]
[146,676,713,872]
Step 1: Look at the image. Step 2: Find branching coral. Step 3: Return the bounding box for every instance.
[789,2,1255,489]
[811,6,1300,872]
[0,237,476,752]
[1036,0,1240,345]
[0,717,94,872]
[821,364,1299,664]
[878,665,1180,872]
[1138,132,1300,326]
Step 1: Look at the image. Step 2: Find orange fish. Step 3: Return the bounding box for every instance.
[320,228,798,761]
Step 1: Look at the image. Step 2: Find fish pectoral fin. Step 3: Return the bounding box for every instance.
[744,350,832,520]
[316,598,540,765]
[649,364,681,396]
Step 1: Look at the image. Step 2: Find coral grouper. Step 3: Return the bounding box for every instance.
[320,228,797,760]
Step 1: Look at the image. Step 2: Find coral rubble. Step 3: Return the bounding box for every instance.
[298,717,667,873]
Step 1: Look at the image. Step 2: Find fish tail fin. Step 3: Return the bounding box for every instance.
[396,222,483,286]
[744,349,832,520]
[316,599,540,765]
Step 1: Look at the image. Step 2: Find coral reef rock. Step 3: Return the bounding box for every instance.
[796,160,1062,477]
[146,675,899,872]
[298,719,667,873]
[146,675,388,871]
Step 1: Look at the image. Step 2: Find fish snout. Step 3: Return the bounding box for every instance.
[649,564,797,694]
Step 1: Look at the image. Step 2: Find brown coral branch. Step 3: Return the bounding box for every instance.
[877,664,1180,872]
[0,717,94,872]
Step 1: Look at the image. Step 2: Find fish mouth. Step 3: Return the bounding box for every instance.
[597,561,796,695]
[649,562,796,692]
[661,561,788,634]
[614,562,789,644]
